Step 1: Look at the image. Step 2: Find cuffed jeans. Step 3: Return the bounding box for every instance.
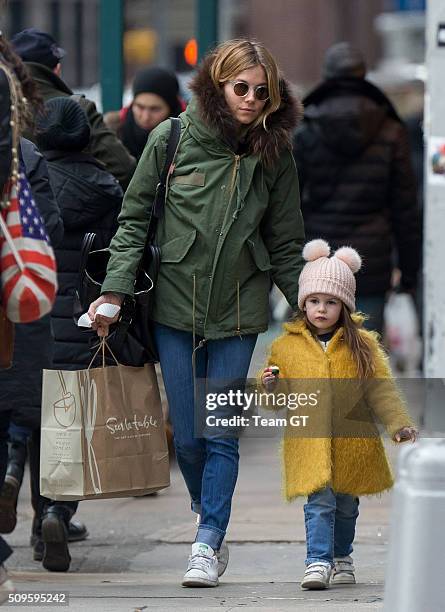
[153,323,257,551]
[304,487,359,566]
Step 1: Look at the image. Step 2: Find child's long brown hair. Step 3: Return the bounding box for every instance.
[339,304,375,378]
[295,303,376,379]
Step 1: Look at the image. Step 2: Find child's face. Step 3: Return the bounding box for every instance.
[304,293,342,334]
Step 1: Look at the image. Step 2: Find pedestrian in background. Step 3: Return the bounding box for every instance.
[89,38,305,588]
[105,66,184,161]
[0,40,88,574]
[293,42,421,335]
[11,28,136,188]
[261,239,417,590]
[0,97,123,574]
[0,33,22,601]
[0,30,65,588]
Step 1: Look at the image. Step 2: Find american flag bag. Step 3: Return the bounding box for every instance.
[0,165,58,323]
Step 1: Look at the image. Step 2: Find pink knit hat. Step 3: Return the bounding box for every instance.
[298,239,362,312]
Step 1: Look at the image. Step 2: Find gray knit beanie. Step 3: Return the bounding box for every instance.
[322,42,366,80]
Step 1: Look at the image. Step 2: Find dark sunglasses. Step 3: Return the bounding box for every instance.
[228,80,269,102]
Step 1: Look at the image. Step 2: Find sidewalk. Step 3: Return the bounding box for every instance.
[4,326,408,611]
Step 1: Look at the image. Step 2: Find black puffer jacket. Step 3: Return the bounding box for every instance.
[44,151,123,370]
[293,78,421,295]
[0,138,63,428]
[0,67,11,191]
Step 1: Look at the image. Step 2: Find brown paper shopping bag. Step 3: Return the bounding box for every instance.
[40,341,170,500]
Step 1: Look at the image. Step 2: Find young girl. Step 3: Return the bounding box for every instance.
[262,239,417,590]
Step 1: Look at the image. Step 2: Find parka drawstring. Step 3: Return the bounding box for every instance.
[236,280,242,338]
[191,273,206,393]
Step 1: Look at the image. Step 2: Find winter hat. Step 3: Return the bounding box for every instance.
[11,28,66,69]
[298,239,362,312]
[322,42,366,80]
[36,97,90,152]
[132,66,181,116]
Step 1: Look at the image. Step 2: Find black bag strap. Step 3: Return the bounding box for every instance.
[148,116,181,239]
[79,232,96,289]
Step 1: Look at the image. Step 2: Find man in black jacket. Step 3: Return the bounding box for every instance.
[11,28,136,189]
[293,42,421,334]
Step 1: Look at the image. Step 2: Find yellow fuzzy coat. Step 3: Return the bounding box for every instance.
[266,318,414,500]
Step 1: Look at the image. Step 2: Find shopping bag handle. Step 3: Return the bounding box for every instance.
[88,338,120,369]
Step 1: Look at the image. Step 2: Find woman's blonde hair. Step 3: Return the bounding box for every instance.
[209,39,282,131]
[295,303,376,379]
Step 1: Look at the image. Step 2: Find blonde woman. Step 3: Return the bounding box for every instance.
[89,39,305,586]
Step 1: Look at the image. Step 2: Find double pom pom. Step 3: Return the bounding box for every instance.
[302,239,362,273]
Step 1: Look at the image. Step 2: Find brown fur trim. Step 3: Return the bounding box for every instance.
[189,55,304,167]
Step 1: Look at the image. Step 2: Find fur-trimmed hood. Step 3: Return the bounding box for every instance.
[189,55,303,167]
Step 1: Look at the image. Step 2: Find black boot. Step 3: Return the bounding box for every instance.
[41,507,71,572]
[31,518,88,562]
[0,441,27,534]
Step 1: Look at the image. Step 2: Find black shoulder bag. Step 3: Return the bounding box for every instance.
[75,117,181,366]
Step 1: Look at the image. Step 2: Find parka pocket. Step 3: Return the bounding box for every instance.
[170,172,205,187]
[247,238,272,272]
[160,229,197,263]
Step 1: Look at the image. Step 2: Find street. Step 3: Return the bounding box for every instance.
[4,325,410,611]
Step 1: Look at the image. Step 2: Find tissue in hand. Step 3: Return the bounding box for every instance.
[77,303,121,328]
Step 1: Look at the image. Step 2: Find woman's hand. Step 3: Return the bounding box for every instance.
[262,366,280,390]
[88,293,124,338]
[393,426,418,443]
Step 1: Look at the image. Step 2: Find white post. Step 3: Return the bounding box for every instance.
[424,0,445,431]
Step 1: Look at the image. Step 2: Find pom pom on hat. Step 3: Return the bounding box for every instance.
[302,239,330,262]
[334,246,362,274]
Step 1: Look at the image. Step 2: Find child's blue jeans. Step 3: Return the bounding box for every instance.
[153,322,257,552]
[304,487,360,566]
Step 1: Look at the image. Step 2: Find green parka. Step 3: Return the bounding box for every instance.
[102,60,305,339]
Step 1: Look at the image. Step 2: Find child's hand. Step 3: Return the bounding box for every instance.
[393,426,418,443]
[262,366,280,389]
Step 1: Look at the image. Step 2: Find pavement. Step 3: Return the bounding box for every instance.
[3,324,420,611]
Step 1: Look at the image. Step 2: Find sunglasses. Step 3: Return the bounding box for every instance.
[228,80,269,102]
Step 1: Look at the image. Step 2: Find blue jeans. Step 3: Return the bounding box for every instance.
[153,323,257,551]
[304,487,359,566]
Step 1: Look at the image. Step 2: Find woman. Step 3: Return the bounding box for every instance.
[105,66,183,160]
[89,39,305,587]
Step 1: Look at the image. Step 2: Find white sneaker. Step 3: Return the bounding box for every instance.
[195,514,229,577]
[301,562,332,590]
[331,556,356,584]
[182,542,219,587]
[216,540,229,577]
[0,565,15,605]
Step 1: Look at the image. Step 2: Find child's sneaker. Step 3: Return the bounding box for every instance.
[300,562,331,590]
[182,542,219,587]
[331,556,356,584]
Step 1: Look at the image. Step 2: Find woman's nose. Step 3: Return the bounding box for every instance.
[244,89,256,103]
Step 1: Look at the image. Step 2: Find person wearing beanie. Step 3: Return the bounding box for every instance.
[293,42,421,336]
[11,28,136,189]
[261,238,417,590]
[104,66,184,160]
